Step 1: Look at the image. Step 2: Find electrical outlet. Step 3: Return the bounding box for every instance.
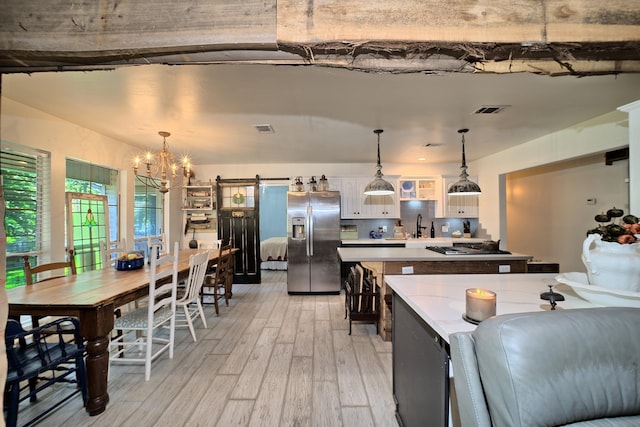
[442,225,449,233]
[382,226,387,233]
[402,266,414,274]
[499,265,511,273]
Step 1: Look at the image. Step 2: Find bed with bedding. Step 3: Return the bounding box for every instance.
[260,236,288,270]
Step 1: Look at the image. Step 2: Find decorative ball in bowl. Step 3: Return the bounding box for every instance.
[116,253,145,271]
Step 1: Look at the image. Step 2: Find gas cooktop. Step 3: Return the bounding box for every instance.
[425,246,512,255]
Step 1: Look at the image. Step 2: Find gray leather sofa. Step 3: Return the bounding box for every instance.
[449,307,640,427]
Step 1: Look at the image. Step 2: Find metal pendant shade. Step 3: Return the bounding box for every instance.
[364,129,395,196]
[448,128,481,196]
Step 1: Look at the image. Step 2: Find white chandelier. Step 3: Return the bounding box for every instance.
[133,131,192,194]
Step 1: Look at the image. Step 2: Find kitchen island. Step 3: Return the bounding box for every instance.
[385,273,594,427]
[337,246,533,340]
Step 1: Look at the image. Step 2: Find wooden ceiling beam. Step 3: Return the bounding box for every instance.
[1,0,639,75]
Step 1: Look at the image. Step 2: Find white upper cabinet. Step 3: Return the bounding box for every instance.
[335,176,399,219]
[399,176,445,217]
[442,175,479,218]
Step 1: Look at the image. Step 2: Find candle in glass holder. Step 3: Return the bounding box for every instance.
[465,288,497,323]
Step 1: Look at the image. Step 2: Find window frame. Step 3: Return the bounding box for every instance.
[2,143,49,289]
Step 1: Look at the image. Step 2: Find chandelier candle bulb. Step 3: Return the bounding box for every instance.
[465,288,496,323]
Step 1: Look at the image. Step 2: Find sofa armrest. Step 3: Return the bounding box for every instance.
[450,332,492,427]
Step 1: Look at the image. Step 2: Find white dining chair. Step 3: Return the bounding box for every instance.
[147,233,167,260]
[99,238,127,268]
[175,250,210,341]
[109,241,179,381]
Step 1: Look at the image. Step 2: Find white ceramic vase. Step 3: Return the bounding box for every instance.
[582,233,640,292]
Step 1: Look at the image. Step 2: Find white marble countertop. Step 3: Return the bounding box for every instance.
[337,246,532,262]
[384,273,596,343]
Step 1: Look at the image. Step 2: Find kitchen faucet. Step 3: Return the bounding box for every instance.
[416,213,427,238]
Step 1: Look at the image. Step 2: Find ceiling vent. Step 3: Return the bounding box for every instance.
[253,124,275,134]
[473,105,510,114]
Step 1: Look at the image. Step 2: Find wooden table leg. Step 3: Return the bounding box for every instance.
[79,305,114,416]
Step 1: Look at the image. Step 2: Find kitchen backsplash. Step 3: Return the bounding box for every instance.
[340,200,481,239]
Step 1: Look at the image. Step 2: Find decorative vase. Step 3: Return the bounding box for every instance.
[582,233,640,292]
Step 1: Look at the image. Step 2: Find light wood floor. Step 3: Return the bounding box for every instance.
[17,270,398,427]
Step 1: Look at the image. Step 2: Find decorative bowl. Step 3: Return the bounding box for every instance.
[555,272,640,307]
[116,257,144,271]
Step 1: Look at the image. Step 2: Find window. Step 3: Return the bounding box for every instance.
[2,144,49,289]
[65,159,119,272]
[134,181,164,250]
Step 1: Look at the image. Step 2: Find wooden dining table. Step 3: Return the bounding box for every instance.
[6,248,230,416]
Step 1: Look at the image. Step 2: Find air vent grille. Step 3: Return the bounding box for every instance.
[474,105,510,114]
[254,124,275,134]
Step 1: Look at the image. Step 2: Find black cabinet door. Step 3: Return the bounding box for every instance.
[393,293,449,427]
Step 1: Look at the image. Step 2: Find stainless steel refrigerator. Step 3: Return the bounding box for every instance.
[287,191,341,294]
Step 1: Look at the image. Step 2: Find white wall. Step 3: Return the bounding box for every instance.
[474,110,633,243]
[506,155,629,272]
[619,100,640,213]
[2,98,140,255]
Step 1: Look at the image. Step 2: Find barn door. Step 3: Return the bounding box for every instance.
[216,176,260,284]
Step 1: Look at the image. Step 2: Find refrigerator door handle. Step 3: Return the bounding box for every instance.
[307,205,314,256]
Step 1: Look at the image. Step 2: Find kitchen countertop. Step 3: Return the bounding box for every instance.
[337,246,532,262]
[384,273,595,342]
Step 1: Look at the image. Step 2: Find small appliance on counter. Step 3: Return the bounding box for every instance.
[340,225,358,240]
[393,220,404,238]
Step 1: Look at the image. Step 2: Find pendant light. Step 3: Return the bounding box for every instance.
[448,128,481,196]
[364,129,395,195]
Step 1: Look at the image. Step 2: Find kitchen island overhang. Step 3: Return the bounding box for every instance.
[337,246,534,340]
[385,273,595,427]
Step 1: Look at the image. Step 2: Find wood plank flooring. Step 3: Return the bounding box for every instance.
[16,271,397,427]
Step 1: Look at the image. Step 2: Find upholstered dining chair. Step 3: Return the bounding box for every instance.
[109,242,179,381]
[175,250,210,341]
[4,317,88,427]
[22,249,77,327]
[449,307,640,427]
[100,238,134,353]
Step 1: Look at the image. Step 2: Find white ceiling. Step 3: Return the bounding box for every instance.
[3,64,640,166]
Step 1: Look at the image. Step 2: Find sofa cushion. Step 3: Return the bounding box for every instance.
[473,307,640,427]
